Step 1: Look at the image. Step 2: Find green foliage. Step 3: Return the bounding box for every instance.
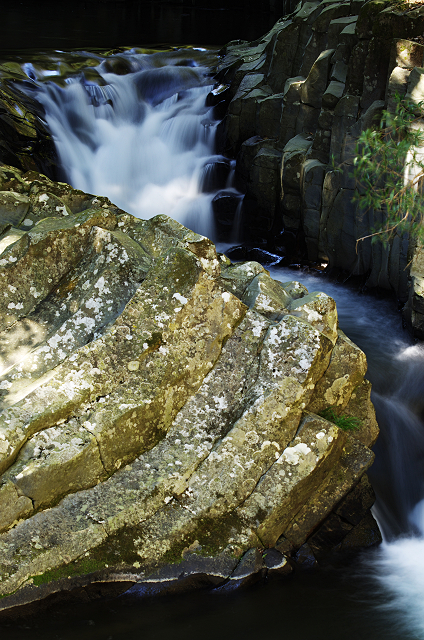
[31,557,107,587]
[319,407,362,431]
[353,92,424,247]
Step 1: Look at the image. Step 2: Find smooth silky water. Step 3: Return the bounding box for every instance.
[3,48,424,640]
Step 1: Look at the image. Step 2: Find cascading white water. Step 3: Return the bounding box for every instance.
[22,48,235,240]
[15,48,424,638]
[270,266,424,639]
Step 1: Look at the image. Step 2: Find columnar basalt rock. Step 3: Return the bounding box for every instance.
[0,166,379,608]
[215,0,424,338]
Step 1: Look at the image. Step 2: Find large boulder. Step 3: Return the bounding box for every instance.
[0,167,379,609]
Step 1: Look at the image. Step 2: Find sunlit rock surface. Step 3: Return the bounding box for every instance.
[0,166,379,607]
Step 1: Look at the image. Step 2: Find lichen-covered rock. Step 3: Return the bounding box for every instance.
[242,271,291,320]
[307,329,368,413]
[0,167,378,608]
[0,191,30,234]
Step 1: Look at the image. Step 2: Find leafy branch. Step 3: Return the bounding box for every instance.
[353,92,424,248]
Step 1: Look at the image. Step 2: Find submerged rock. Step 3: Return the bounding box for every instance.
[0,166,379,609]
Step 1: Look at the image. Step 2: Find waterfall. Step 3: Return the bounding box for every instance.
[20,48,237,241]
[15,48,424,638]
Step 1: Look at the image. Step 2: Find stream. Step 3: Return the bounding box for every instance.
[3,47,424,639]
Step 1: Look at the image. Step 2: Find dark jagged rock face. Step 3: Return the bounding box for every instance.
[0,78,57,178]
[213,0,424,338]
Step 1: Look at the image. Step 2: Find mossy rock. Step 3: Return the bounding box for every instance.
[0,149,378,606]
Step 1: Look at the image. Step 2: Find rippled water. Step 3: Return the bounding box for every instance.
[270,267,424,640]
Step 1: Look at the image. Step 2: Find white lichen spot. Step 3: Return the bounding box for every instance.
[282,442,312,465]
[268,327,281,346]
[128,361,140,371]
[213,395,227,410]
[94,276,110,295]
[298,357,310,370]
[29,286,41,298]
[316,432,325,440]
[173,292,188,305]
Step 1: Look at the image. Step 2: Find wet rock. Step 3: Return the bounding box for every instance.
[295,543,318,569]
[263,548,292,578]
[212,190,241,240]
[229,548,266,586]
[199,160,231,193]
[336,474,376,526]
[308,512,354,561]
[0,191,30,234]
[134,66,204,106]
[223,246,284,266]
[339,511,382,551]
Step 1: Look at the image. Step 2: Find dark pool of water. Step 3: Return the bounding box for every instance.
[0,556,417,640]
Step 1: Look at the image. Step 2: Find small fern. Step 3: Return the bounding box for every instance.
[319,407,362,432]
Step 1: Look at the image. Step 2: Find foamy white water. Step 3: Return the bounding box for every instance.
[270,266,424,639]
[23,49,228,239]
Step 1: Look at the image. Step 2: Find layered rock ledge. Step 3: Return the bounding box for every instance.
[0,165,379,608]
[214,0,424,338]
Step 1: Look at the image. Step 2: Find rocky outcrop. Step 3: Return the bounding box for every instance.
[215,0,424,338]
[0,61,59,178]
[0,165,379,608]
